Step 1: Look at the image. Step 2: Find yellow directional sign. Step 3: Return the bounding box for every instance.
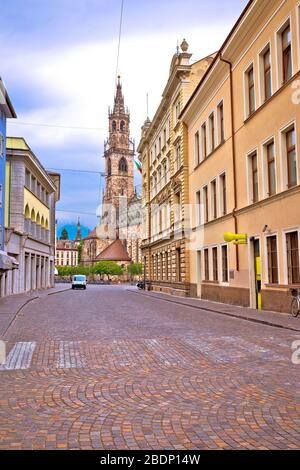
[224,232,248,245]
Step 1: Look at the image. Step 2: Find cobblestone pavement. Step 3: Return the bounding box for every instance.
[0,284,300,450]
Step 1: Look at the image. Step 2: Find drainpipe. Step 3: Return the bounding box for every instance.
[219,53,239,271]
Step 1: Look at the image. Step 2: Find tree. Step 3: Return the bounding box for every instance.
[60,228,69,240]
[77,241,83,264]
[93,261,124,278]
[127,263,143,276]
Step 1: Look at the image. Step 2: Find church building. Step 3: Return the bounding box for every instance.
[81,77,141,267]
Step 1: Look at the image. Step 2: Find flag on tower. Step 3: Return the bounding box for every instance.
[134,160,142,174]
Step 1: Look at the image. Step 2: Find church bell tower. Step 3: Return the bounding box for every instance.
[103,76,135,210]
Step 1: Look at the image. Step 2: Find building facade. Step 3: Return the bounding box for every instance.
[81,77,141,267]
[181,0,300,312]
[138,40,215,296]
[55,220,81,267]
[2,137,60,297]
[0,78,16,289]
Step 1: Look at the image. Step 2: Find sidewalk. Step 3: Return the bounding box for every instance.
[0,285,70,337]
[128,287,300,333]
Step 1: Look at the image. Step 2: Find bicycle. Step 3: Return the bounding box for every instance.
[291,289,300,317]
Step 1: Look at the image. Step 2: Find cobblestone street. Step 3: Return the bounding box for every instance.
[0,284,300,450]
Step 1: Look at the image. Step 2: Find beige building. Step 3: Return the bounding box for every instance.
[138,40,215,296]
[181,0,300,312]
[2,138,60,297]
[55,220,81,267]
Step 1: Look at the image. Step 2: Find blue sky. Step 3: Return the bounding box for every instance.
[1,0,248,234]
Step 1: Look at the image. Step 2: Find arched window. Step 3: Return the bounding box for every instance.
[36,212,41,225]
[24,204,30,219]
[120,120,125,132]
[119,157,128,172]
[31,208,36,222]
[112,120,116,131]
[41,216,45,227]
[107,157,111,176]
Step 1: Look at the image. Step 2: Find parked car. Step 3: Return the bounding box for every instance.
[72,275,87,290]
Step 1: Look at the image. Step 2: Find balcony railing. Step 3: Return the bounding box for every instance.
[24,219,50,243]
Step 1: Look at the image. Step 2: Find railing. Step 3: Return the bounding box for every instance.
[24,219,50,243]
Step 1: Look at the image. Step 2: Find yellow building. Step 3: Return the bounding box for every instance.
[138,40,215,296]
[181,0,300,312]
[2,137,60,297]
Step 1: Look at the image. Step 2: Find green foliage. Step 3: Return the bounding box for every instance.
[60,228,69,240]
[56,261,125,277]
[77,241,83,264]
[93,261,124,276]
[127,263,144,276]
[56,265,91,276]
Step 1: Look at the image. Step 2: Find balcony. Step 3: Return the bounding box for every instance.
[24,219,50,243]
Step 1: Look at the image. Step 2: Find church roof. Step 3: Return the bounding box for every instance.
[95,239,130,262]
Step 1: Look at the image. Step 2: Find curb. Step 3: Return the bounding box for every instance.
[1,296,39,339]
[47,287,71,296]
[127,289,300,334]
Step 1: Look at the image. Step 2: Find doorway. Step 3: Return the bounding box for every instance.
[253,239,261,310]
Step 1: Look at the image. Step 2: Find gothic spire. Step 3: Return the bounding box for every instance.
[113,75,125,114]
[75,217,82,241]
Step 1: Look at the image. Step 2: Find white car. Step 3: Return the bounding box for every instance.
[72,275,87,290]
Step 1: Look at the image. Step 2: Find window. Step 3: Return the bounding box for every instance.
[286,232,300,284]
[159,137,161,153]
[201,123,207,160]
[120,120,125,132]
[282,24,292,83]
[176,248,181,282]
[263,47,272,101]
[249,151,258,203]
[204,249,209,281]
[112,121,116,131]
[211,180,217,219]
[220,173,227,215]
[267,236,278,284]
[203,186,208,223]
[265,141,276,196]
[195,131,200,166]
[247,65,255,115]
[286,127,297,188]
[119,157,128,172]
[175,144,181,171]
[107,157,112,176]
[209,113,215,152]
[175,100,181,122]
[217,101,224,143]
[212,247,218,281]
[25,170,31,188]
[163,128,166,146]
[0,134,4,157]
[222,245,228,282]
[196,190,201,225]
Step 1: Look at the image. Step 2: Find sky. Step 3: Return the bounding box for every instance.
[0,0,248,235]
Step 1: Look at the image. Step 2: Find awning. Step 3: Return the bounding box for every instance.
[0,252,19,271]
